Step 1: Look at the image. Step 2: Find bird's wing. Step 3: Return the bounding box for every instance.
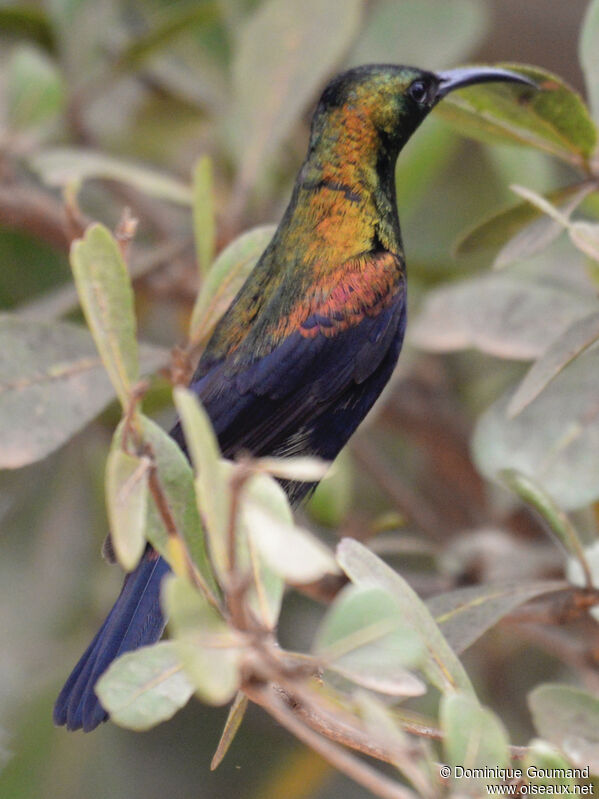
[180,250,406,459]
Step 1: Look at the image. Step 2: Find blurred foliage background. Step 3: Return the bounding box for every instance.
[1,0,599,797]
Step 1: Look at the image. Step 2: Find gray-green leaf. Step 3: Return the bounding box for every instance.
[0,316,167,469]
[192,155,216,277]
[524,741,579,789]
[454,184,594,267]
[436,64,597,172]
[163,575,242,706]
[428,580,566,654]
[70,224,140,408]
[190,225,275,347]
[314,584,425,697]
[410,274,597,361]
[211,692,248,770]
[508,311,599,417]
[580,0,599,125]
[472,346,599,510]
[442,693,510,790]
[336,538,475,698]
[529,684,599,773]
[105,446,150,571]
[134,414,218,596]
[237,470,287,629]
[31,149,192,205]
[244,485,339,585]
[173,388,229,582]
[500,470,591,581]
[95,641,194,731]
[7,45,64,131]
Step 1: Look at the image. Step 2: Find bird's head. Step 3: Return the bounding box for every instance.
[308,64,535,164]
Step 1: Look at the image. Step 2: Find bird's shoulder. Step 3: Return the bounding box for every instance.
[199,247,405,378]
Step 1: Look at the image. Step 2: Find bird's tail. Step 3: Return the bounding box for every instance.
[53,548,170,732]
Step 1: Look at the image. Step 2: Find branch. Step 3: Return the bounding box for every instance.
[243,682,418,799]
[351,437,442,541]
[0,182,73,251]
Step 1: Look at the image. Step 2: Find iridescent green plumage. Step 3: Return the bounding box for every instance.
[203,66,433,365]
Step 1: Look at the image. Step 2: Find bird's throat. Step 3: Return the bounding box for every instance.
[294,161,400,266]
[292,104,403,264]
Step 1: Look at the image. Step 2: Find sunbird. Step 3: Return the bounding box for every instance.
[54,63,535,731]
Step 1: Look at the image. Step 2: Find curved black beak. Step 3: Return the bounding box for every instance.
[435,66,537,101]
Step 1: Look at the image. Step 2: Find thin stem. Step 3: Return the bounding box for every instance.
[351,438,442,540]
[244,683,418,799]
[121,381,149,454]
[115,206,139,261]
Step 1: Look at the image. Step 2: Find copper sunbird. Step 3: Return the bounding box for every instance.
[54,63,536,731]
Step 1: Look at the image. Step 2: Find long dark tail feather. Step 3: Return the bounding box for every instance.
[53,548,171,732]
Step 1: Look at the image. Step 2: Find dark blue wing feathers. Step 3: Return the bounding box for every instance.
[53,549,170,731]
[55,285,406,732]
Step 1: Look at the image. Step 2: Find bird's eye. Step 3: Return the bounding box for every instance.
[408,80,428,105]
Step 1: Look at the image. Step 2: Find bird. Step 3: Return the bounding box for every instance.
[54,63,535,732]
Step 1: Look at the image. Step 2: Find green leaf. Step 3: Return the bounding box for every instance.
[237,471,286,628]
[0,316,167,469]
[355,692,436,797]
[228,0,362,188]
[211,692,248,770]
[349,0,488,70]
[410,273,598,360]
[441,694,510,789]
[70,224,139,408]
[31,149,192,206]
[190,225,275,346]
[163,575,242,706]
[436,64,597,172]
[105,446,150,571]
[428,580,566,655]
[336,538,475,698]
[499,470,592,580]
[173,388,229,581]
[509,311,599,417]
[243,485,339,584]
[314,584,425,697]
[0,6,56,52]
[192,155,216,277]
[134,414,218,596]
[566,541,599,599]
[569,221,599,261]
[510,183,571,225]
[454,184,593,266]
[95,641,194,731]
[112,2,219,74]
[472,346,599,510]
[6,45,64,131]
[529,684,599,774]
[524,741,579,789]
[508,184,599,262]
[307,450,353,527]
[580,0,599,124]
